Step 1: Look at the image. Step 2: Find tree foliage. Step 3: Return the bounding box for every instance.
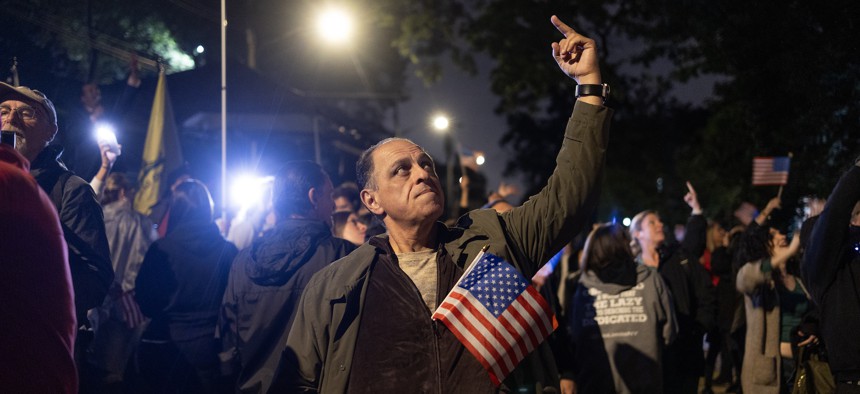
[447,0,860,226]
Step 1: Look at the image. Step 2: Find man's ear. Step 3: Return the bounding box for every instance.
[361,189,383,215]
[307,187,319,209]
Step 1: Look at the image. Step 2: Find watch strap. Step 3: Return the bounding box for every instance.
[575,83,610,100]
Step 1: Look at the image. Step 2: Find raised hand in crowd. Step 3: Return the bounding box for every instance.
[550,15,601,89]
[683,181,703,215]
[755,196,781,225]
[90,141,121,197]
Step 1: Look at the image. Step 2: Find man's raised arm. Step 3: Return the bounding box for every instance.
[502,15,612,269]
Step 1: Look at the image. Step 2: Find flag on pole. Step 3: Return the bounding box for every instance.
[134,71,183,215]
[752,156,790,186]
[432,252,558,387]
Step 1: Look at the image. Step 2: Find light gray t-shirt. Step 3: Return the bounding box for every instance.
[396,250,438,312]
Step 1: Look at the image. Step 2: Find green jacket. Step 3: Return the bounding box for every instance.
[276,102,612,393]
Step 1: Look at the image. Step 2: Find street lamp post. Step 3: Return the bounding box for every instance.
[432,114,457,220]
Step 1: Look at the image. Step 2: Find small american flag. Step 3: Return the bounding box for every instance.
[752,156,790,186]
[432,252,557,387]
[118,291,146,329]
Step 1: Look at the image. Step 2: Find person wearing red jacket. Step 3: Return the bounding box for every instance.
[0,144,77,393]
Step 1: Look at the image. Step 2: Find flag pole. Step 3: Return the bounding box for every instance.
[220,0,228,234]
[459,245,490,285]
[778,152,793,200]
[432,245,489,320]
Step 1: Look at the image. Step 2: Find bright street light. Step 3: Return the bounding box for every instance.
[432,114,450,132]
[475,154,485,166]
[231,174,274,211]
[316,8,353,44]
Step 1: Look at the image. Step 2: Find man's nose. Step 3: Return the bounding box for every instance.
[414,165,432,182]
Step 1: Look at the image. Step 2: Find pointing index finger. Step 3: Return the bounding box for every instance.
[686,181,696,194]
[551,15,575,37]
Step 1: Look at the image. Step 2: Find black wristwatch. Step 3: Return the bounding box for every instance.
[575,83,610,102]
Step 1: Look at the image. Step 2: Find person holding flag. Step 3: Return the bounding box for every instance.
[272,14,612,393]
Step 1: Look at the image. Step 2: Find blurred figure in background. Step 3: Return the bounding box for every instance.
[332,182,362,213]
[134,180,238,393]
[629,182,715,394]
[332,210,368,246]
[218,161,355,393]
[561,223,677,394]
[701,221,739,393]
[736,218,809,394]
[89,172,157,393]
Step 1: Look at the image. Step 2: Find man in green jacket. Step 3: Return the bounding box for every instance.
[271,15,612,393]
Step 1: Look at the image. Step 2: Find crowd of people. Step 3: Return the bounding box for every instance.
[2,13,859,394]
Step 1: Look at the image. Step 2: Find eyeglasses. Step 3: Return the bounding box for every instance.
[0,105,38,121]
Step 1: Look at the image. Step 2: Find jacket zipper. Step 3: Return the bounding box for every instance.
[390,252,443,394]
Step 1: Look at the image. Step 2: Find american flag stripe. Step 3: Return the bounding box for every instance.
[119,291,145,329]
[438,303,509,383]
[440,308,516,379]
[507,300,542,348]
[446,289,525,362]
[498,314,534,357]
[517,291,548,338]
[521,287,556,337]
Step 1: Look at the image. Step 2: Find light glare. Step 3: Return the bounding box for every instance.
[95,123,117,145]
[432,115,450,131]
[317,8,353,44]
[476,155,485,166]
[231,174,274,210]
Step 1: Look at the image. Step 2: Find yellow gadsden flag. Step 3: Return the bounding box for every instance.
[134,71,183,216]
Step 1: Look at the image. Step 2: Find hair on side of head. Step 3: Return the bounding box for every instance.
[580,223,635,274]
[356,137,421,190]
[273,161,329,219]
[166,179,214,233]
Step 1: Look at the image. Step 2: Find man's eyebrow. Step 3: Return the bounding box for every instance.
[389,157,412,171]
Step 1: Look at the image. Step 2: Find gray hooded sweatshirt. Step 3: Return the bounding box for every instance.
[566,264,677,394]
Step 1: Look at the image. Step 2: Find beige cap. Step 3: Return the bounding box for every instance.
[0,82,58,126]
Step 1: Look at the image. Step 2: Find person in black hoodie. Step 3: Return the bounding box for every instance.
[134,179,238,393]
[629,182,716,394]
[217,161,355,393]
[802,158,860,393]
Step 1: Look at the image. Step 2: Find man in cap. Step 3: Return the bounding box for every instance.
[0,82,113,382]
[273,15,612,393]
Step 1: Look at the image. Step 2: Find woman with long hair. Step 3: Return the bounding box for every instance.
[562,223,677,394]
[134,180,238,393]
[736,216,813,394]
[629,182,715,394]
